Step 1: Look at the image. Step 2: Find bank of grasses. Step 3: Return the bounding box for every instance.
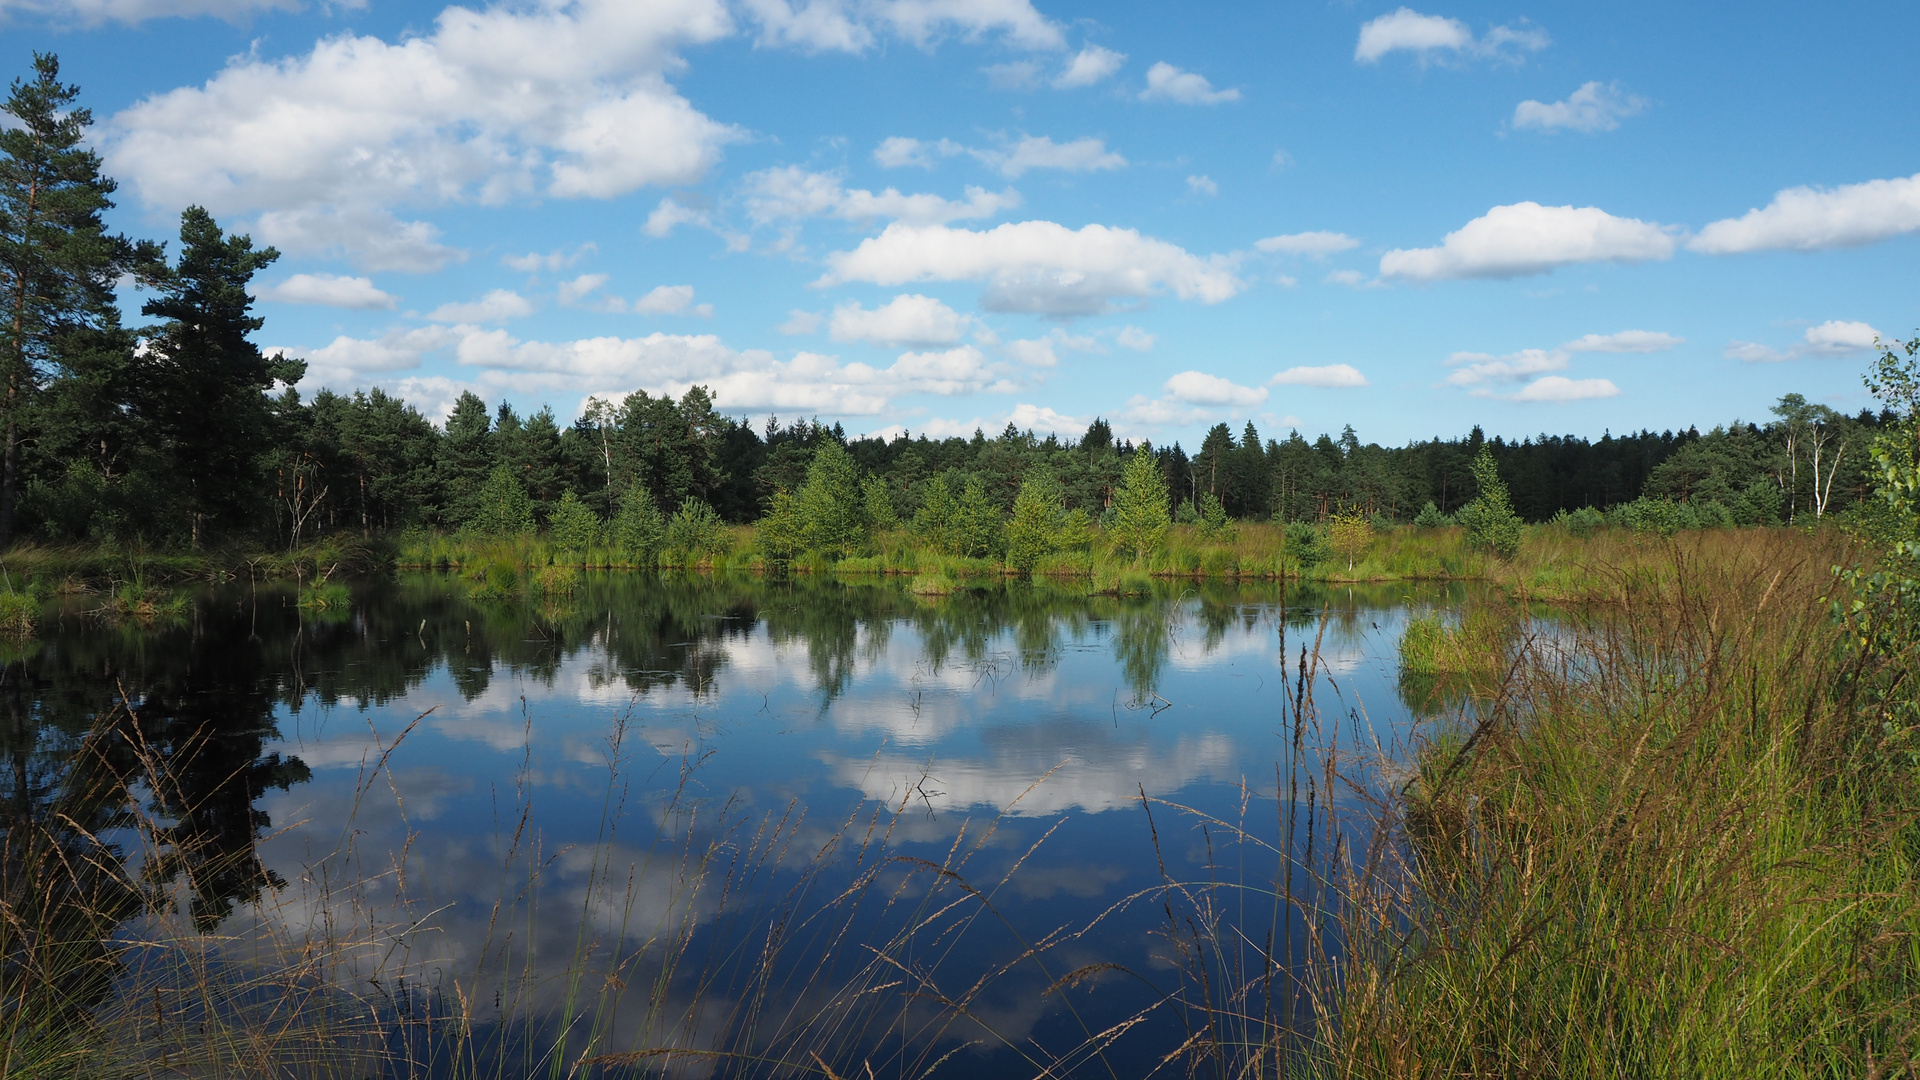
[1318,527,1920,1077]
[399,520,1854,606]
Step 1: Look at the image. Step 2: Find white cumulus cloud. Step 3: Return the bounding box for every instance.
[818,219,1244,317]
[633,284,706,315]
[1186,174,1218,197]
[971,135,1125,178]
[1726,320,1883,362]
[1689,173,1920,254]
[872,136,966,168]
[257,272,395,309]
[1445,347,1568,386]
[739,0,1064,53]
[643,197,713,238]
[1270,363,1368,388]
[1164,370,1267,407]
[829,294,968,347]
[741,165,1020,225]
[1380,201,1677,281]
[1053,45,1126,88]
[1114,325,1155,351]
[557,273,611,306]
[427,289,534,324]
[1256,230,1359,256]
[105,0,738,267]
[1563,330,1683,353]
[1513,80,1646,133]
[1139,61,1239,104]
[1355,7,1548,64]
[1003,327,1097,367]
[1508,376,1618,402]
[0,0,312,26]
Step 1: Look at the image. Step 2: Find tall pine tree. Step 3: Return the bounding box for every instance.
[137,207,300,546]
[0,55,149,543]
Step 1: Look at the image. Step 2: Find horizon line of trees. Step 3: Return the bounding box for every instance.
[2,53,1900,552]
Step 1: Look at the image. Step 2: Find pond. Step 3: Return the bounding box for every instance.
[4,572,1475,1077]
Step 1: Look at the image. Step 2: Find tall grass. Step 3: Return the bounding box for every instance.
[1314,528,1920,1076]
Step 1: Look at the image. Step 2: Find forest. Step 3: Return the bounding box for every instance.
[0,54,1894,555]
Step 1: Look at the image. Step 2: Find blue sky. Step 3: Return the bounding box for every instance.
[8,0,1918,446]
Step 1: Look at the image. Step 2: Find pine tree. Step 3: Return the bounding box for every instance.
[437,392,494,527]
[0,55,149,543]
[796,441,867,557]
[1457,444,1523,558]
[1005,470,1066,572]
[137,206,298,545]
[1110,444,1170,562]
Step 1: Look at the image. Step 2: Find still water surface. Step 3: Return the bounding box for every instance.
[17,573,1467,1075]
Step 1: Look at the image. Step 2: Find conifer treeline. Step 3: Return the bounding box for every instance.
[0,54,1893,549]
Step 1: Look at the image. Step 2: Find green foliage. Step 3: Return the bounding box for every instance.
[470,465,536,536]
[755,489,806,566]
[1283,521,1328,571]
[796,441,869,558]
[1109,447,1171,562]
[0,54,149,545]
[1457,445,1524,559]
[1005,471,1068,573]
[612,483,665,564]
[664,498,730,564]
[912,475,959,554]
[1412,501,1451,529]
[547,489,600,552]
[1194,491,1237,542]
[529,563,579,597]
[469,558,520,602]
[1327,507,1374,572]
[1552,506,1607,537]
[1611,496,1693,536]
[862,475,899,531]
[295,582,350,610]
[0,589,35,637]
[950,476,1003,559]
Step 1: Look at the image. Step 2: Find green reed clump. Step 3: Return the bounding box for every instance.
[296,582,351,610]
[1329,531,1920,1078]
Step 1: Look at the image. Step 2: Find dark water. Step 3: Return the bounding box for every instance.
[5,572,1465,1076]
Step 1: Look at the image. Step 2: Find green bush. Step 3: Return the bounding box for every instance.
[1458,445,1523,559]
[1195,491,1237,542]
[912,475,960,554]
[613,484,665,564]
[1612,496,1694,536]
[1412,501,1452,529]
[664,498,730,564]
[1109,446,1170,562]
[796,442,868,558]
[950,476,1003,559]
[548,489,600,553]
[1284,521,1328,571]
[1005,471,1069,573]
[755,488,806,566]
[471,466,536,536]
[1553,506,1606,537]
[862,475,900,531]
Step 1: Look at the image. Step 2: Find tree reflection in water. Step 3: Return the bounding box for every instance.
[0,571,1463,1076]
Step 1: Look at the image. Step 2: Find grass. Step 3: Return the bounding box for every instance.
[393,520,1858,605]
[1316,527,1920,1077]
